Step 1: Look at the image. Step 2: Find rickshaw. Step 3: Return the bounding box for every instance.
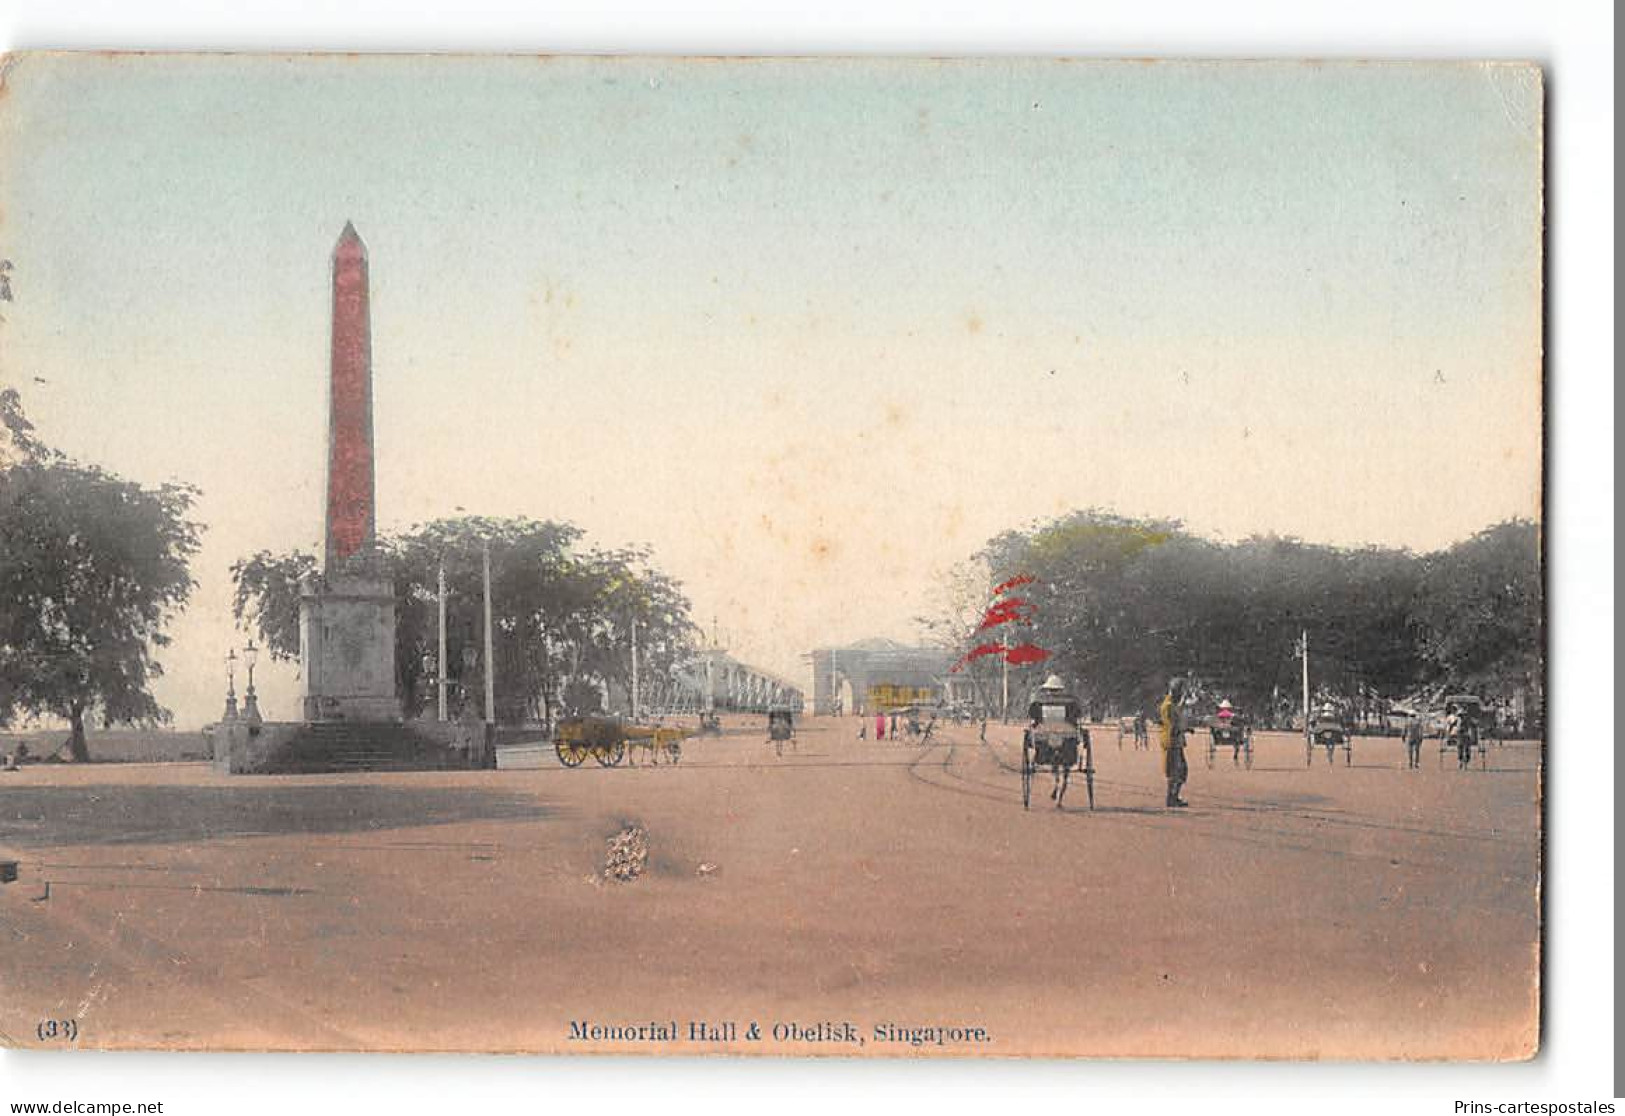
[767,706,796,757]
[1307,706,1352,766]
[1022,718,1094,811]
[1207,704,1254,768]
[1438,694,1487,770]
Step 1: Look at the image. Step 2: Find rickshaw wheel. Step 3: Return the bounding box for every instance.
[1020,734,1034,810]
[1244,740,1254,769]
[555,740,589,768]
[594,740,626,767]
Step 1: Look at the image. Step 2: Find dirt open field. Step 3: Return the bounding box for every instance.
[0,716,1540,1059]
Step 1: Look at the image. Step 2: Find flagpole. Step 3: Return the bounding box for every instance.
[1301,628,1310,744]
[1001,627,1010,724]
[482,541,496,726]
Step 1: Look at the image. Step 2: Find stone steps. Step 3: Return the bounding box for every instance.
[267,722,471,774]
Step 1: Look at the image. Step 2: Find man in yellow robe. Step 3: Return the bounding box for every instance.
[1159,677,1189,808]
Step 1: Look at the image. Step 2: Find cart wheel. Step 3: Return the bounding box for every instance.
[1244,741,1254,770]
[594,739,626,768]
[556,740,589,768]
[1021,734,1033,810]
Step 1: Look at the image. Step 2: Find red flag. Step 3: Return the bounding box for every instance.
[975,596,1034,632]
[951,640,1052,673]
[1004,642,1051,666]
[952,573,1050,672]
[991,573,1036,596]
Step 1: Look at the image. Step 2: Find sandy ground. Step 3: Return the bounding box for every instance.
[0,716,1540,1059]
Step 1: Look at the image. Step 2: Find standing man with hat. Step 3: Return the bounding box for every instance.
[1027,674,1082,730]
[1159,677,1190,808]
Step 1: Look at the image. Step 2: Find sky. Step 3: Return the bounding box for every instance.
[0,54,1543,728]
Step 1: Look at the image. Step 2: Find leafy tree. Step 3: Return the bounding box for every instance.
[1416,521,1542,697]
[0,390,202,759]
[914,557,1005,714]
[229,549,318,662]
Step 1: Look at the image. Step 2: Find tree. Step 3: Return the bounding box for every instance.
[914,557,1004,714]
[0,390,203,759]
[229,549,318,661]
[1416,520,1542,697]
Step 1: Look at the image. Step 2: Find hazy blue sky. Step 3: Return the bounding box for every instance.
[0,55,1542,726]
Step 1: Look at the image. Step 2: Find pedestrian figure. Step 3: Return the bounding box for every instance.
[1448,703,1477,770]
[875,712,886,741]
[1403,713,1424,769]
[1133,711,1149,749]
[1159,677,1190,808]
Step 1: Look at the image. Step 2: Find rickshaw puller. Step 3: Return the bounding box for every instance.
[1159,677,1189,808]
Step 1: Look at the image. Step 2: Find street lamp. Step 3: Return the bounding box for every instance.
[242,639,262,726]
[223,649,239,721]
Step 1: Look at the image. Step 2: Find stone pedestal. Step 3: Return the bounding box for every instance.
[299,568,399,722]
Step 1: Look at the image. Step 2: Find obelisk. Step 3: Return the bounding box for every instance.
[326,221,376,568]
[298,222,399,722]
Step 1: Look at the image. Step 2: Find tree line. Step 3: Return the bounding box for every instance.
[231,517,698,727]
[924,510,1542,730]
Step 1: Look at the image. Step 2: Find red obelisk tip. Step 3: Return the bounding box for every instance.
[334,220,366,258]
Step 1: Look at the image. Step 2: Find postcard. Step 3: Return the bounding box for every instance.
[0,54,1543,1058]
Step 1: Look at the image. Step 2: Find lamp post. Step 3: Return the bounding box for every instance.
[437,559,448,722]
[482,541,495,727]
[242,639,262,726]
[223,649,239,721]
